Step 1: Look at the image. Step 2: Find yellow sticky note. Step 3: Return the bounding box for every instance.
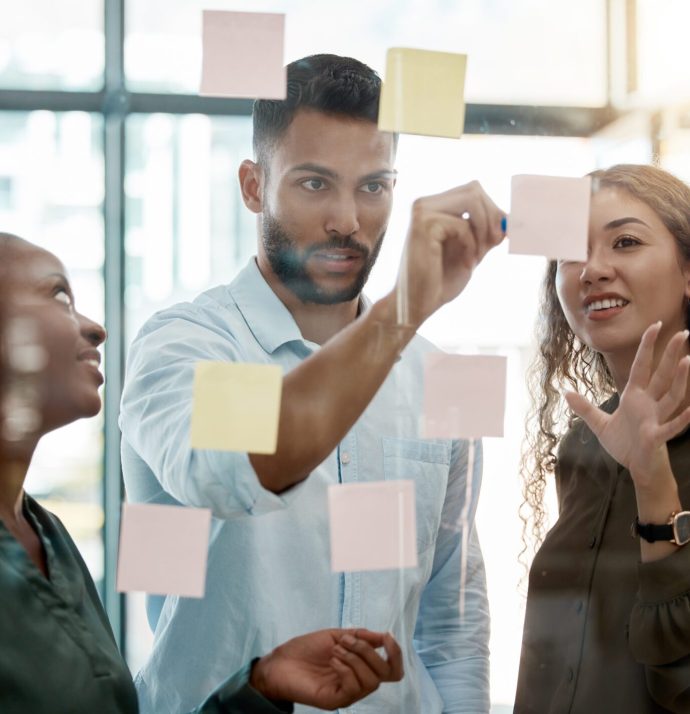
[378,47,467,139]
[190,362,282,453]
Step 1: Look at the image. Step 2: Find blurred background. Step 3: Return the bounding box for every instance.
[2,0,690,709]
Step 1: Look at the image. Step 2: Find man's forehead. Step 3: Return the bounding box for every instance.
[271,109,395,170]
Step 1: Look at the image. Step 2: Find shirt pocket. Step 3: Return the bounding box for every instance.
[382,437,451,554]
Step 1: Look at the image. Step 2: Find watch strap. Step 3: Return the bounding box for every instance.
[632,517,674,543]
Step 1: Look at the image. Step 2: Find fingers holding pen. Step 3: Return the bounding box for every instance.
[411,181,506,259]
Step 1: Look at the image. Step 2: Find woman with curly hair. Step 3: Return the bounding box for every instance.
[515,164,690,713]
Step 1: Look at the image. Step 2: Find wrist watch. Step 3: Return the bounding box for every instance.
[632,511,690,545]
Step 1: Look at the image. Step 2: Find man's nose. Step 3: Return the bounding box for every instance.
[324,195,360,236]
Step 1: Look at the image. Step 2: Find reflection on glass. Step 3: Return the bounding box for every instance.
[0,110,105,582]
[0,1,103,90]
[125,0,607,106]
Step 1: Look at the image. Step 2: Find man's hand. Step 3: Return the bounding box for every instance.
[250,628,404,710]
[395,181,506,327]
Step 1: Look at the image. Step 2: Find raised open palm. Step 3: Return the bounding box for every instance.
[565,323,690,485]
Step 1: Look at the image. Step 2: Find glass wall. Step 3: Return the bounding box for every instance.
[5,1,690,710]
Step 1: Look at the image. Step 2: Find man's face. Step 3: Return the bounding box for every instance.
[257,109,396,304]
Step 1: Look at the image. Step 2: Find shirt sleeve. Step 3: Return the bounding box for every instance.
[413,439,491,714]
[628,544,690,712]
[120,305,303,519]
[190,660,293,714]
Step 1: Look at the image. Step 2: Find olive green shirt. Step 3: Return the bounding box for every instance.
[516,399,690,713]
[0,495,292,714]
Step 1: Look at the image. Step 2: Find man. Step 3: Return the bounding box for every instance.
[121,54,504,713]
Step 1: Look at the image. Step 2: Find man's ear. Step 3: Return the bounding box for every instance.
[239,159,264,214]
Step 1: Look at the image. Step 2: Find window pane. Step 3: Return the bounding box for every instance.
[0,1,104,90]
[124,113,255,343]
[0,110,105,583]
[637,0,690,104]
[125,0,607,106]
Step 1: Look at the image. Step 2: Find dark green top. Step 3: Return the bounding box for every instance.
[0,495,292,714]
[516,397,690,713]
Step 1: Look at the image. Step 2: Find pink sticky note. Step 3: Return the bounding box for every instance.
[508,175,591,261]
[422,353,507,439]
[200,10,286,99]
[116,503,211,598]
[328,481,418,572]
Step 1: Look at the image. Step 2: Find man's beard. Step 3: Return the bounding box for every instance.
[262,213,384,305]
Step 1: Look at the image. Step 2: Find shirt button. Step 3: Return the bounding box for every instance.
[588,535,597,548]
[340,451,351,465]
[567,667,574,682]
[576,600,583,613]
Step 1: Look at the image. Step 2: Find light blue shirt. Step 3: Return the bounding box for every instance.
[120,258,490,714]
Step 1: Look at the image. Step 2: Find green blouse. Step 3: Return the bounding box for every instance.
[0,495,292,714]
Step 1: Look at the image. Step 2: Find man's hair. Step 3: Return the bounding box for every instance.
[252,54,391,165]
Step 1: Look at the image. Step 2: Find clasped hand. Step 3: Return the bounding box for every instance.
[250,627,404,710]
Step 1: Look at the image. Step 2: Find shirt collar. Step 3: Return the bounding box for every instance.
[230,258,368,354]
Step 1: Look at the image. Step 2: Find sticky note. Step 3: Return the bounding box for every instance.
[116,503,211,598]
[200,10,286,99]
[378,47,467,138]
[508,175,591,261]
[190,362,282,453]
[422,353,507,439]
[328,481,418,572]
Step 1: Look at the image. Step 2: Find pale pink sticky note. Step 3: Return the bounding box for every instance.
[328,481,418,572]
[422,353,507,439]
[200,10,286,99]
[508,175,591,261]
[116,503,211,598]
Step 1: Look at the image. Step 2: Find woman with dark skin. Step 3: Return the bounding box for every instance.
[516,165,690,713]
[0,232,403,714]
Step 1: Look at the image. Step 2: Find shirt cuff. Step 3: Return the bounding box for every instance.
[638,542,690,603]
[207,659,294,713]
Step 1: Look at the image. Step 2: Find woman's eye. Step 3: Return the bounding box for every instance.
[614,235,640,248]
[54,288,73,306]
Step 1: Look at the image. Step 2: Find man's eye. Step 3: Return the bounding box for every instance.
[362,182,384,194]
[302,179,326,191]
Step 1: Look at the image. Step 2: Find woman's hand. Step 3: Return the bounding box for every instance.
[565,323,690,561]
[565,323,690,483]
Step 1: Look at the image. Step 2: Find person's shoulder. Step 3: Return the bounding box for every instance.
[24,494,65,533]
[24,495,83,560]
[131,283,240,342]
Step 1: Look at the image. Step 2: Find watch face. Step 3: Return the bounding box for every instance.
[674,512,690,545]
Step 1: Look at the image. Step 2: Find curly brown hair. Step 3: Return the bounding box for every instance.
[519,164,690,564]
